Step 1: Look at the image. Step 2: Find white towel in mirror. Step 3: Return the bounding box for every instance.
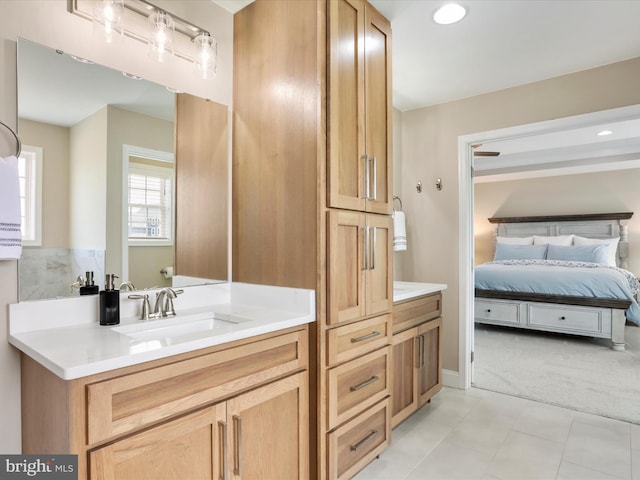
[393,210,407,251]
[0,156,22,259]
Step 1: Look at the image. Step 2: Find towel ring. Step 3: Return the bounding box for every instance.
[0,120,21,157]
[393,195,403,211]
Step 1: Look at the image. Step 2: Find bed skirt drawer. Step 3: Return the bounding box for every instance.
[475,300,521,325]
[527,304,610,335]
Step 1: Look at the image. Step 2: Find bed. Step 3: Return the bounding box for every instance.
[474,213,639,351]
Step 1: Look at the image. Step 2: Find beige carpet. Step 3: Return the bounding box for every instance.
[473,322,640,424]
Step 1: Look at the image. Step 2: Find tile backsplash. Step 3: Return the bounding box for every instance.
[19,248,105,301]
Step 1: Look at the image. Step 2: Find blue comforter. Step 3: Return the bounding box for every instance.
[475,259,640,325]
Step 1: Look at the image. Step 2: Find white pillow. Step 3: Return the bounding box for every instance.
[573,236,620,266]
[496,236,533,245]
[533,235,574,246]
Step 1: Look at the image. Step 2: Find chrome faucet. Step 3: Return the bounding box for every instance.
[119,281,136,292]
[152,287,184,317]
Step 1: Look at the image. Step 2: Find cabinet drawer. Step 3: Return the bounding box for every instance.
[475,300,521,325]
[86,329,307,445]
[528,304,607,334]
[327,346,390,430]
[327,314,391,366]
[393,293,441,333]
[328,398,390,480]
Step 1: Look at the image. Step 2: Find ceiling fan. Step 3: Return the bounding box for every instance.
[471,144,500,157]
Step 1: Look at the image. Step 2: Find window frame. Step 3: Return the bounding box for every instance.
[18,145,43,247]
[121,145,175,281]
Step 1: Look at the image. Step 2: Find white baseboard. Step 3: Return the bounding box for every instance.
[442,369,466,389]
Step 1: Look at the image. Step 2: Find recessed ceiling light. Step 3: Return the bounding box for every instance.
[433,3,466,25]
[597,130,613,136]
[70,55,94,64]
[122,72,143,80]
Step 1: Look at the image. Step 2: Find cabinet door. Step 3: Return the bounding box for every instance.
[328,210,367,325]
[89,403,226,480]
[328,0,366,212]
[226,372,309,480]
[364,3,392,215]
[328,0,392,214]
[417,318,442,406]
[365,213,393,317]
[328,211,392,325]
[391,328,418,427]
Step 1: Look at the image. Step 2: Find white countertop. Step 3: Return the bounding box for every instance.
[9,283,315,380]
[394,281,447,302]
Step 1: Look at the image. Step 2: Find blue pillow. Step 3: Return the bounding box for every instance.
[494,244,547,261]
[546,244,608,264]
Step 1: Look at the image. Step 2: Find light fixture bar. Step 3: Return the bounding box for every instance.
[67,0,213,63]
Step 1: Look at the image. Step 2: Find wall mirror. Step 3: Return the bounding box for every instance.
[17,38,229,301]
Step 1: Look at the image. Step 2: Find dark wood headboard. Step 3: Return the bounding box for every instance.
[488,212,633,268]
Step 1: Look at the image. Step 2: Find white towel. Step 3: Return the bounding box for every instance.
[0,156,22,259]
[393,210,407,251]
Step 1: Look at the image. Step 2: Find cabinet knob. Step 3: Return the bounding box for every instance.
[486,309,491,313]
[560,316,566,320]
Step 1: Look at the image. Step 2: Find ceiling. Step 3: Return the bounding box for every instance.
[18,1,640,179]
[211,0,640,178]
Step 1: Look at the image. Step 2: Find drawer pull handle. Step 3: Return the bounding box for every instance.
[218,421,227,480]
[486,309,491,313]
[233,415,242,476]
[350,375,380,392]
[351,331,381,343]
[560,316,566,320]
[350,430,380,452]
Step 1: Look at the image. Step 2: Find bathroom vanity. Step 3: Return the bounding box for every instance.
[391,282,447,427]
[9,283,314,480]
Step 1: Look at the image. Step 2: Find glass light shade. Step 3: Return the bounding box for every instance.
[193,33,217,79]
[148,11,175,63]
[92,0,124,43]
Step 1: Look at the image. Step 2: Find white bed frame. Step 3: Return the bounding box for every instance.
[475,212,633,351]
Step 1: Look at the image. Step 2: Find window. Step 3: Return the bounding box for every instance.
[127,156,174,245]
[18,145,43,246]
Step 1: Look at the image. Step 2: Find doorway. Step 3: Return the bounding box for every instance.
[457,103,640,389]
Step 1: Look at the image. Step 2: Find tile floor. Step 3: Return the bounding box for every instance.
[354,387,640,480]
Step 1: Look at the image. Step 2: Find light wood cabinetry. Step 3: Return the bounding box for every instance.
[328,0,392,215]
[232,1,392,477]
[175,93,228,281]
[21,326,309,480]
[327,210,393,325]
[391,293,443,427]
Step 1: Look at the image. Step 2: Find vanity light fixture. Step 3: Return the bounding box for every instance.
[597,130,613,136]
[92,0,124,43]
[148,10,175,63]
[433,3,467,25]
[193,32,217,79]
[70,0,217,79]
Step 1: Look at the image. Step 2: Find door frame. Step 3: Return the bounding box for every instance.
[457,103,640,389]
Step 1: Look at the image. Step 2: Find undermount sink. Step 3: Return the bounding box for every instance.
[112,312,236,341]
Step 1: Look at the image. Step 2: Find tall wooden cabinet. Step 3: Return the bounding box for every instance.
[232,1,392,478]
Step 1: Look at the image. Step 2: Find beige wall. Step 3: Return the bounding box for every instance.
[399,57,640,375]
[105,106,175,279]
[0,0,233,453]
[18,119,70,247]
[475,170,640,274]
[70,107,108,249]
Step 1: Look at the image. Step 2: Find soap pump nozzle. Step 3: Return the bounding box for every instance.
[105,274,119,291]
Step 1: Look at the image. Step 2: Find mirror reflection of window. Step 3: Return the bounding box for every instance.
[126,153,175,246]
[18,145,43,246]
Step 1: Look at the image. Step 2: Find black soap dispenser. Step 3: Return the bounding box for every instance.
[80,271,99,295]
[100,274,120,326]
